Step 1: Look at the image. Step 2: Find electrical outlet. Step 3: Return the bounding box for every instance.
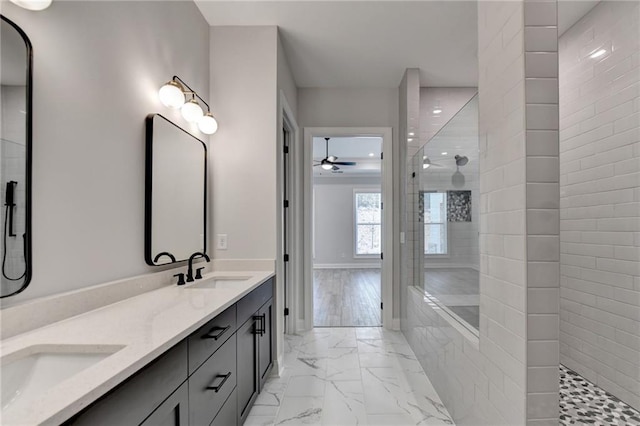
[216,234,228,250]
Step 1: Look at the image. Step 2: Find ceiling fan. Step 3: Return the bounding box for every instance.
[314,137,357,171]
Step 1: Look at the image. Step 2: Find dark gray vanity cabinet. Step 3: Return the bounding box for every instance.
[140,382,189,426]
[66,278,274,426]
[257,298,274,389]
[236,279,275,423]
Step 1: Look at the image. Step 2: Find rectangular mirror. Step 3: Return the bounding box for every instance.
[145,114,207,266]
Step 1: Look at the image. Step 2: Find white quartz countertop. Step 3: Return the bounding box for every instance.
[0,269,275,425]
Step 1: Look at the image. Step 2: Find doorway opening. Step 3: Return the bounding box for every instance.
[312,136,383,327]
[302,127,393,330]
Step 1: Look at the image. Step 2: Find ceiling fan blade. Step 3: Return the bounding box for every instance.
[332,161,356,166]
[332,165,340,171]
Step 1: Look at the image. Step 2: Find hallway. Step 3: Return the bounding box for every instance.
[313,269,381,327]
[245,327,453,425]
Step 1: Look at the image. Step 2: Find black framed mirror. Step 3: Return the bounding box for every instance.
[145,114,207,266]
[1,15,32,298]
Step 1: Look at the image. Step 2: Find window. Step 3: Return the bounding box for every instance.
[423,191,448,255]
[355,191,381,255]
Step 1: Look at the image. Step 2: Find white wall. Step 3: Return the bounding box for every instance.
[1,1,210,306]
[209,26,278,260]
[559,1,640,410]
[313,177,381,267]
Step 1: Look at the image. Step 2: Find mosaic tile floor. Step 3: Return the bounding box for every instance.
[560,365,640,425]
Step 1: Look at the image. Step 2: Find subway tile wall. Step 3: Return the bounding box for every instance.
[559,1,640,411]
[402,1,562,424]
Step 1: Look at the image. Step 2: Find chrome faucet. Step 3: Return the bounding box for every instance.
[186,252,210,282]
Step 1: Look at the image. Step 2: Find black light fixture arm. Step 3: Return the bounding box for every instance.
[172,76,210,112]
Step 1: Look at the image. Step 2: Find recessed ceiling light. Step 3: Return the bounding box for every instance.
[369,153,375,157]
[408,132,415,136]
[589,49,607,59]
[441,152,448,155]
[433,108,443,114]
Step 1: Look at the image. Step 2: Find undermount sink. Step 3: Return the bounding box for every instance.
[186,276,252,289]
[1,344,124,413]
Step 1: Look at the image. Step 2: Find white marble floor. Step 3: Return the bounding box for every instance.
[245,327,454,426]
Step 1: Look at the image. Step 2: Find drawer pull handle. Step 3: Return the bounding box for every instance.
[253,315,265,336]
[202,325,231,341]
[206,372,232,393]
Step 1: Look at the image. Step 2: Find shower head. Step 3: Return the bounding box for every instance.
[455,155,469,166]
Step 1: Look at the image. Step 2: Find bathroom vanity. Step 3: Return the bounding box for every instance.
[0,269,275,425]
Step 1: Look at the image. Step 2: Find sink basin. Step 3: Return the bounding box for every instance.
[186,276,252,289]
[1,344,124,413]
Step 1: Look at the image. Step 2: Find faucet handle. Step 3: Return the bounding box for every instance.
[195,267,205,280]
[173,273,186,286]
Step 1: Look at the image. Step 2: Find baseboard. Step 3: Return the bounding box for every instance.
[313,263,381,269]
[424,263,479,271]
[296,319,307,332]
[392,318,400,330]
[273,354,285,377]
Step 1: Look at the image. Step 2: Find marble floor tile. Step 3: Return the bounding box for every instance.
[274,396,323,425]
[322,380,367,425]
[245,415,277,426]
[285,375,327,397]
[247,327,454,425]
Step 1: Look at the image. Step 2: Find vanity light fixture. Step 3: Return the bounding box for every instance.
[9,0,52,11]
[158,76,219,135]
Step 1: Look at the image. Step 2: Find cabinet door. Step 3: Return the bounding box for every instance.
[140,382,188,426]
[236,316,258,424]
[257,299,273,389]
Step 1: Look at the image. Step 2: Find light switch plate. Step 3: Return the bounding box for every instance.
[216,234,228,250]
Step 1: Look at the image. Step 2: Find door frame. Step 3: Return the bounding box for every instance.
[302,127,393,329]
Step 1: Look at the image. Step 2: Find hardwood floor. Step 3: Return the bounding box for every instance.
[313,268,381,327]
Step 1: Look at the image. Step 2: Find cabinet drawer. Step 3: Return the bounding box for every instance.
[68,341,188,426]
[237,278,273,324]
[189,333,237,426]
[188,304,236,374]
[211,389,237,426]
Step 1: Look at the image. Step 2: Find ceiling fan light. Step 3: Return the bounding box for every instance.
[321,163,333,170]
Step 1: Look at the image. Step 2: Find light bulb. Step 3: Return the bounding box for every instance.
[158,81,185,109]
[321,163,333,170]
[181,99,204,123]
[198,112,219,135]
[9,0,52,10]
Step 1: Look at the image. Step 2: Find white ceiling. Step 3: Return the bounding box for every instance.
[195,0,479,88]
[195,1,601,88]
[313,136,381,176]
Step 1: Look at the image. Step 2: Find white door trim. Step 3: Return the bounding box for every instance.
[302,127,393,330]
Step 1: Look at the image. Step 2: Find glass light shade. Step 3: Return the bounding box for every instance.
[321,163,333,170]
[181,99,204,123]
[198,112,218,135]
[158,81,185,108]
[9,0,52,10]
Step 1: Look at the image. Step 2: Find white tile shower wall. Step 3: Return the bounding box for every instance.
[420,87,478,145]
[559,1,640,410]
[524,0,560,422]
[403,1,562,424]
